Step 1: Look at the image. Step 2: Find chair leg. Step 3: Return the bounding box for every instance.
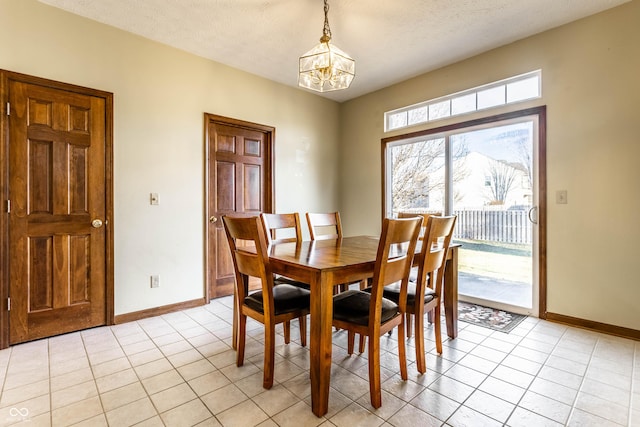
[406,313,412,338]
[368,334,382,409]
[283,320,291,344]
[415,310,426,374]
[397,319,408,381]
[299,315,307,347]
[263,320,276,389]
[358,334,366,353]
[236,314,247,367]
[427,310,434,324]
[434,304,443,354]
[347,330,355,355]
[232,294,238,350]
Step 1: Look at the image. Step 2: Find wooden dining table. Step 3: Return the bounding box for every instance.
[268,235,460,417]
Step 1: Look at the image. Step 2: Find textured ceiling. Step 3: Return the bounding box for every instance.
[38,0,629,103]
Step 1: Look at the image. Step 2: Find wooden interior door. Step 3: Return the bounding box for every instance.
[205,114,273,299]
[4,74,113,345]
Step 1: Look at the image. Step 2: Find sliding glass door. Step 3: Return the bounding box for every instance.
[385,111,543,316]
[450,120,536,313]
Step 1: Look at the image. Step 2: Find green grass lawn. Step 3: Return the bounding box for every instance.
[454,239,532,284]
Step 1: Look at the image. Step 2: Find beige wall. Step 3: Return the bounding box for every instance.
[0,0,341,315]
[340,1,640,330]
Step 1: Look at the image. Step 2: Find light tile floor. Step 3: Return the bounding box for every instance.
[0,295,638,426]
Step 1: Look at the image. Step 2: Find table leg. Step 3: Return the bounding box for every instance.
[309,271,333,417]
[444,246,459,339]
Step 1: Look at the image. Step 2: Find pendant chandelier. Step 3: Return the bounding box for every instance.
[298,0,355,92]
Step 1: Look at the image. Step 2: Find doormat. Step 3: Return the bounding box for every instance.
[458,302,527,333]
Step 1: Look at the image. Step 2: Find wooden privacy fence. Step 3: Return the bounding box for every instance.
[453,209,531,244]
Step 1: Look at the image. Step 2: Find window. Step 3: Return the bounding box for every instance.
[389,137,446,214]
[384,70,541,132]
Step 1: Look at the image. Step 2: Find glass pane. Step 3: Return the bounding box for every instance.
[428,100,451,120]
[451,93,476,115]
[390,138,445,216]
[450,121,534,308]
[507,76,540,103]
[407,106,428,125]
[387,111,408,130]
[477,85,505,109]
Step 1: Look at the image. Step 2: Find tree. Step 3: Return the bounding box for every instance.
[392,139,442,211]
[391,138,468,212]
[486,159,518,204]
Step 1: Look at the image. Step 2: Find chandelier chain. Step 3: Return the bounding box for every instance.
[322,0,332,42]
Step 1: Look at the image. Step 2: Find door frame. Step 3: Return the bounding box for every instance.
[382,106,547,319]
[203,113,275,302]
[0,70,115,349]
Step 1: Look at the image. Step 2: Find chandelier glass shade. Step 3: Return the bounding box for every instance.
[298,0,355,92]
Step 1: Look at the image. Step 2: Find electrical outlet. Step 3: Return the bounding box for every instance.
[150,275,160,288]
[556,190,568,204]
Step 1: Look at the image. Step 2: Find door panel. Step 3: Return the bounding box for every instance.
[8,80,107,344]
[205,115,273,299]
[450,120,536,313]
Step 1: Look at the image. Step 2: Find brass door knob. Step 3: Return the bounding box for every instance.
[209,216,218,223]
[92,219,103,228]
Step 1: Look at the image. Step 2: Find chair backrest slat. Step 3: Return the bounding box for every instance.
[306,212,343,241]
[260,213,303,245]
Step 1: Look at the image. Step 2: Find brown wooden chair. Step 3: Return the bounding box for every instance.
[397,211,441,336]
[398,211,442,220]
[261,212,304,244]
[382,215,457,374]
[305,212,343,241]
[332,216,422,408]
[306,211,366,292]
[260,212,311,290]
[222,215,310,389]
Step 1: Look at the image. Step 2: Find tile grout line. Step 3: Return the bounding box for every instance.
[564,333,619,426]
[47,338,53,427]
[442,321,531,426]
[109,321,163,426]
[0,346,12,419]
[628,343,637,427]
[173,310,265,423]
[160,310,225,425]
[529,324,579,425]
[403,320,492,425]
[81,328,116,426]
[441,318,578,426]
[480,320,540,426]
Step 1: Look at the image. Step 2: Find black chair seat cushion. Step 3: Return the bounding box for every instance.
[333,290,399,326]
[370,282,436,307]
[274,275,311,290]
[245,284,310,315]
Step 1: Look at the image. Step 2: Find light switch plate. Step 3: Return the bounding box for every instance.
[150,193,159,205]
[556,190,568,204]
